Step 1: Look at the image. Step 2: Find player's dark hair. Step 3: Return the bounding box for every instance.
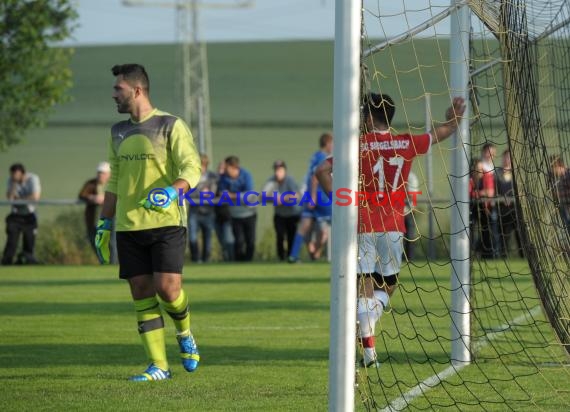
[225,155,240,167]
[9,163,25,174]
[111,64,150,94]
[363,93,395,126]
[319,132,333,148]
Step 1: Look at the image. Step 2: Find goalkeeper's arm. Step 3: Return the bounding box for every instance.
[95,192,117,264]
[100,191,117,219]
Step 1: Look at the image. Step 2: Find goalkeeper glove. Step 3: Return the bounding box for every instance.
[95,217,113,264]
[138,186,178,213]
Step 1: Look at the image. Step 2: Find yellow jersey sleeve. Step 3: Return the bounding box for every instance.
[170,118,201,189]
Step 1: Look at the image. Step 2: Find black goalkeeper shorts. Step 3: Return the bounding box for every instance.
[116,226,186,279]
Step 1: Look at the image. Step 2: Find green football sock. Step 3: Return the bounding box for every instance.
[134,296,168,370]
[160,289,191,336]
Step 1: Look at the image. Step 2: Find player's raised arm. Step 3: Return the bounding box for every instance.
[432,97,466,144]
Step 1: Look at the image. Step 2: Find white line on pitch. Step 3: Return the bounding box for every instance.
[380,306,542,412]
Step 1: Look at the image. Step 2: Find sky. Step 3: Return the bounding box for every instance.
[64,0,453,45]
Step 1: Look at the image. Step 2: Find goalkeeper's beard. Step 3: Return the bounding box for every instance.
[115,97,133,114]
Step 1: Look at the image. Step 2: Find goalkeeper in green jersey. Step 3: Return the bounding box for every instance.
[95,64,201,381]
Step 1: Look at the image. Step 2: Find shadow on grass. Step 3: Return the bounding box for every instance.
[0,301,132,316]
[198,344,329,365]
[0,276,328,288]
[187,276,329,285]
[0,299,327,316]
[0,341,457,370]
[0,343,329,368]
[0,343,143,368]
[0,278,119,288]
[193,299,328,313]
[379,351,452,365]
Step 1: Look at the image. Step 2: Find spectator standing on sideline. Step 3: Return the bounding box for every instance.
[288,132,333,263]
[479,143,500,258]
[551,155,570,232]
[262,160,302,260]
[218,156,257,261]
[79,161,117,263]
[214,160,235,261]
[2,163,41,265]
[188,153,217,263]
[495,150,523,257]
[469,158,485,256]
[481,142,496,173]
[470,157,496,257]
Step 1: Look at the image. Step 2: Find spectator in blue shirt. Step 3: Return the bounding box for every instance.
[288,133,333,262]
[218,156,257,261]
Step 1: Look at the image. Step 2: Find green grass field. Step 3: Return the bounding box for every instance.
[0,264,330,411]
[1,261,568,411]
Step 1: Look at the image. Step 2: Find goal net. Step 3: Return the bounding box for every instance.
[354,0,570,409]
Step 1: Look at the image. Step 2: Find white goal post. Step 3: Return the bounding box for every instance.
[328,0,360,411]
[449,1,472,366]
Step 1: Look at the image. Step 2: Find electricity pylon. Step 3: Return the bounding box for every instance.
[123,0,253,162]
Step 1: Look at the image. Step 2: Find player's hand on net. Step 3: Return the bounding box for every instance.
[445,97,466,122]
[95,218,113,264]
[138,186,178,213]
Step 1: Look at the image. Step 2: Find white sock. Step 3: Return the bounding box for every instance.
[357,297,383,363]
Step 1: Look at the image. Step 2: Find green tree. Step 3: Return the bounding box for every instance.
[0,0,77,150]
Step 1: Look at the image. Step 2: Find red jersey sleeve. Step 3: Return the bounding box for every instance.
[410,133,432,157]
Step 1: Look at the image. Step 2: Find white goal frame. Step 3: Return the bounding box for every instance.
[328,0,360,411]
[329,1,472,410]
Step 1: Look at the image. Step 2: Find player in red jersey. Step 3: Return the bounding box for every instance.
[316,93,465,367]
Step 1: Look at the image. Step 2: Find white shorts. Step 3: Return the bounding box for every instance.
[358,232,403,276]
